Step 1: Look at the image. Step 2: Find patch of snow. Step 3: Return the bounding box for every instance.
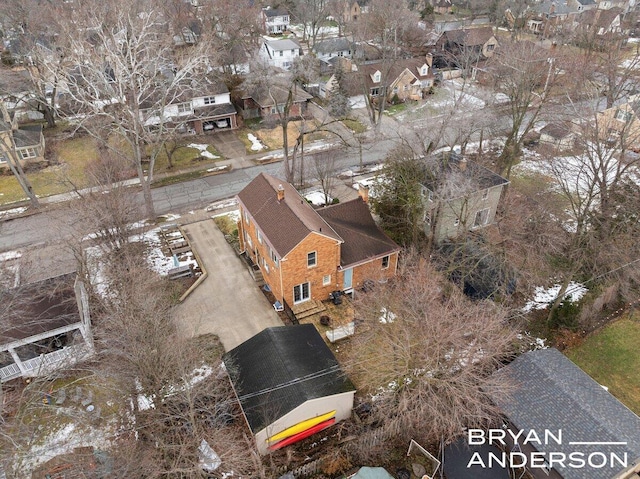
[522,282,588,312]
[206,198,238,211]
[0,206,28,219]
[188,143,220,160]
[206,166,227,173]
[211,210,240,222]
[199,439,222,472]
[0,250,22,262]
[247,133,265,151]
[305,189,332,206]
[379,307,396,324]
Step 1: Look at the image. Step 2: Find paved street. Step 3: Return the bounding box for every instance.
[172,220,283,350]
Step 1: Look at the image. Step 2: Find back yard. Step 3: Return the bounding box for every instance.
[567,315,640,414]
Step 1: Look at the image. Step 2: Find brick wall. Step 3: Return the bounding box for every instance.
[350,252,399,290]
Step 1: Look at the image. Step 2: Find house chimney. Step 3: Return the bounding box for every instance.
[358,183,370,203]
[277,184,285,201]
[425,52,433,67]
[458,157,467,172]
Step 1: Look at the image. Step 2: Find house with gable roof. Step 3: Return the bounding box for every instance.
[261,7,290,35]
[258,38,303,70]
[434,26,498,63]
[325,55,435,105]
[236,173,400,309]
[491,348,640,479]
[0,100,46,170]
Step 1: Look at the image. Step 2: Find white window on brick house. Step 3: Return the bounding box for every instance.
[244,209,250,224]
[473,208,489,228]
[257,229,263,244]
[263,257,270,274]
[203,96,216,105]
[322,274,331,286]
[382,255,390,269]
[293,282,310,304]
[19,148,37,159]
[307,251,317,267]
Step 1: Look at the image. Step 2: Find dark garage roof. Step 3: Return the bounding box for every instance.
[317,198,400,268]
[491,348,640,479]
[223,324,355,433]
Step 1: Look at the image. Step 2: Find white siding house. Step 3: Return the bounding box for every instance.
[258,38,302,70]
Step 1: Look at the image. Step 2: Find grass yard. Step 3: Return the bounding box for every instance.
[342,118,367,134]
[566,315,640,414]
[254,120,327,150]
[0,136,97,205]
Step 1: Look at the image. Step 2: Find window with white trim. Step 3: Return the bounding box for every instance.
[244,209,250,224]
[382,255,390,269]
[257,229,263,244]
[263,257,270,274]
[307,251,317,267]
[615,108,632,122]
[203,96,216,105]
[19,148,37,160]
[177,102,193,114]
[293,282,310,304]
[0,154,6,163]
[322,274,331,286]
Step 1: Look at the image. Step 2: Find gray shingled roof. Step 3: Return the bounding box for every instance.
[13,125,42,148]
[317,198,400,268]
[223,324,355,433]
[237,173,342,258]
[313,37,352,54]
[264,38,301,52]
[492,348,640,479]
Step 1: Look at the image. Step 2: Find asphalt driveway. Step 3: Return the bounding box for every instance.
[172,219,283,351]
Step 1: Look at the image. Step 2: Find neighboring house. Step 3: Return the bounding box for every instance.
[223,324,355,455]
[491,348,640,479]
[258,38,302,70]
[529,0,580,36]
[143,78,237,133]
[434,27,498,63]
[0,273,94,383]
[236,173,400,307]
[0,100,45,170]
[539,123,576,150]
[312,37,352,64]
[570,0,598,11]
[332,55,435,106]
[575,6,624,36]
[421,153,509,244]
[597,95,640,150]
[337,0,361,22]
[261,7,290,35]
[0,67,44,122]
[235,84,312,121]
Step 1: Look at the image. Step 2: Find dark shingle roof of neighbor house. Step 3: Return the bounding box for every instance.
[13,124,42,148]
[237,173,342,258]
[578,7,622,29]
[422,153,508,198]
[492,348,640,479]
[313,37,352,54]
[0,273,80,344]
[445,27,495,47]
[262,7,288,18]
[223,324,355,433]
[317,198,400,268]
[241,84,312,108]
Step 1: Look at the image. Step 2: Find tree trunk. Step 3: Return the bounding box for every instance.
[134,142,155,219]
[1,137,40,208]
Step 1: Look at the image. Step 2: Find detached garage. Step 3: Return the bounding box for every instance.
[223,324,355,455]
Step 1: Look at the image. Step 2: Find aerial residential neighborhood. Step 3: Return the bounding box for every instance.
[2,0,640,477]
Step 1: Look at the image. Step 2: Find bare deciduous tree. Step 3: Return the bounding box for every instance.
[344,256,517,446]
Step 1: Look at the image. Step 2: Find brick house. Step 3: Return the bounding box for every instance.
[236,85,312,121]
[237,173,400,308]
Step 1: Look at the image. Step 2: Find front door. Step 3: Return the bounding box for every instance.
[343,268,353,290]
